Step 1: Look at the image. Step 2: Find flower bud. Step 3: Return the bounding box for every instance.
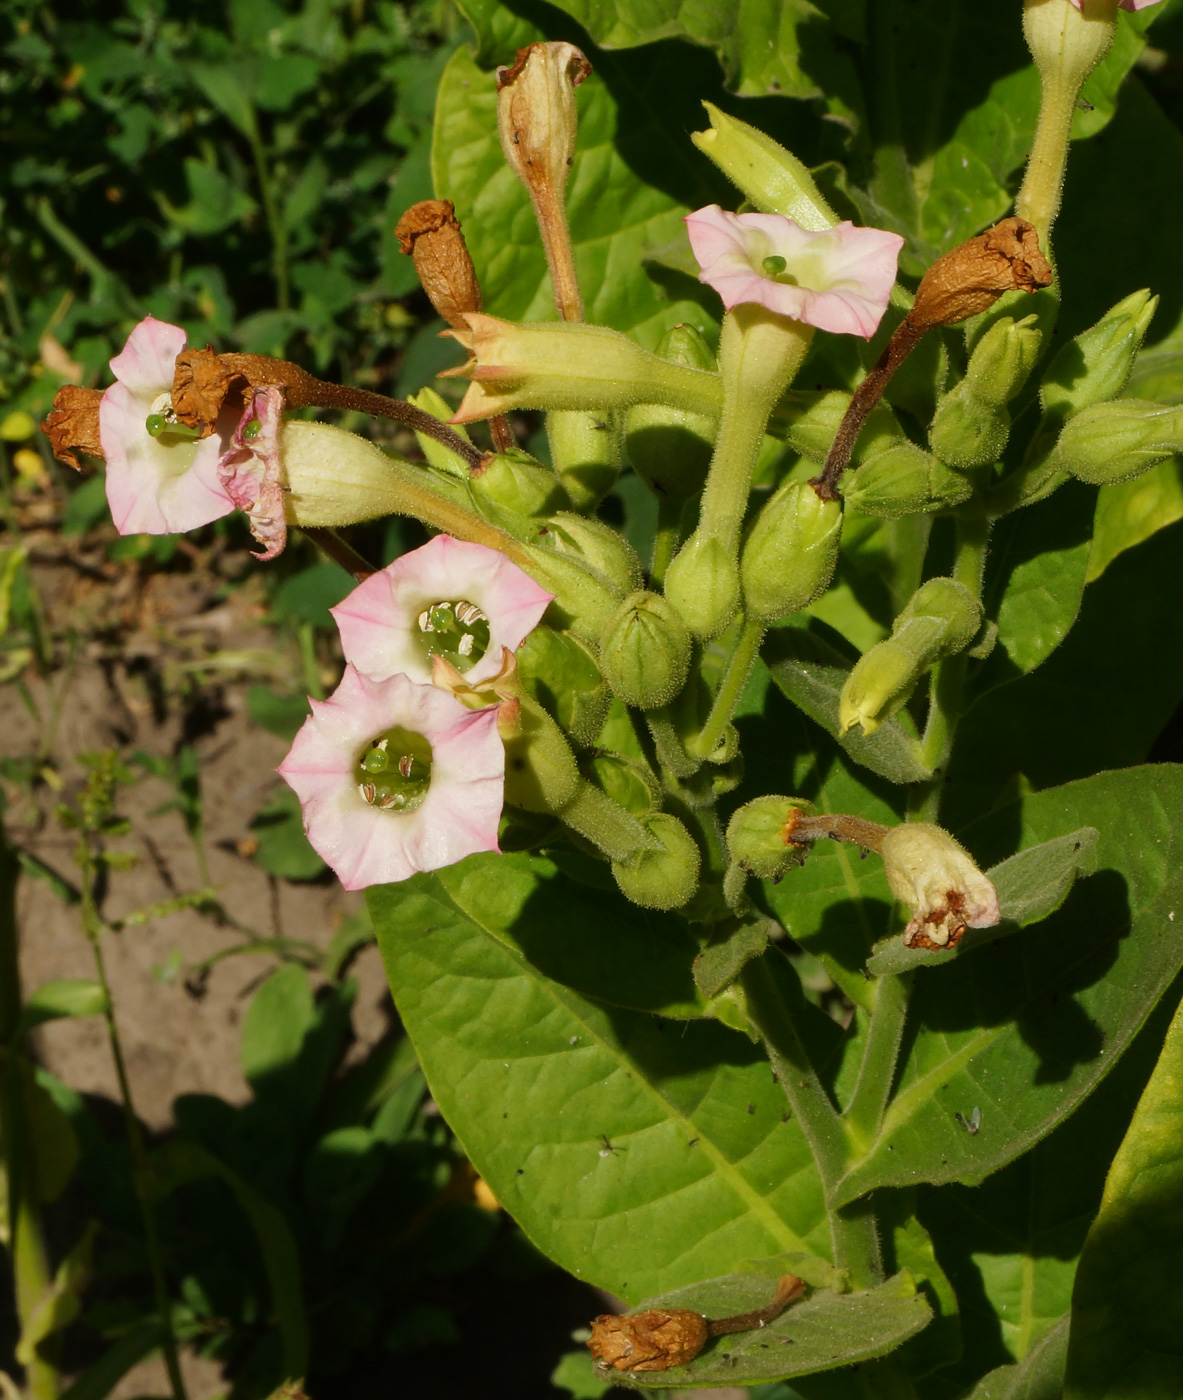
[497,42,590,218]
[515,624,609,747]
[537,511,641,595]
[663,529,741,639]
[1040,290,1158,417]
[928,393,1010,472]
[1023,0,1117,99]
[501,693,581,813]
[599,590,692,709]
[690,102,838,231]
[518,544,622,639]
[842,442,973,518]
[444,316,723,423]
[611,812,701,911]
[407,386,473,478]
[929,314,1041,467]
[840,577,982,736]
[546,408,622,510]
[879,821,1000,949]
[726,796,812,881]
[586,752,661,816]
[469,448,569,528]
[624,325,718,504]
[770,390,900,466]
[963,314,1043,408]
[741,480,842,622]
[280,422,416,526]
[1049,399,1183,486]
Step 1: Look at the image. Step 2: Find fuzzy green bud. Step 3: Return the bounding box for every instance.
[546,409,622,511]
[502,694,581,813]
[599,590,692,709]
[842,442,973,518]
[587,752,661,816]
[625,325,718,504]
[612,812,701,911]
[769,390,901,466]
[516,624,609,748]
[280,422,422,526]
[518,546,622,640]
[663,529,741,639]
[469,448,569,529]
[929,310,1042,468]
[726,796,812,881]
[537,511,642,595]
[1049,399,1183,486]
[1041,290,1158,418]
[741,481,842,622]
[691,102,838,231]
[840,577,982,736]
[963,315,1042,407]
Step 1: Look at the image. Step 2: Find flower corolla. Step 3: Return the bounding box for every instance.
[99,317,236,535]
[1068,0,1159,9]
[219,387,288,560]
[332,534,553,688]
[880,822,1001,950]
[684,205,904,339]
[278,666,504,890]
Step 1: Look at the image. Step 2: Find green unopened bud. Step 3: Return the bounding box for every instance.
[537,511,642,595]
[587,752,661,816]
[1041,290,1158,417]
[519,546,622,639]
[842,442,973,518]
[726,796,812,881]
[691,102,838,231]
[281,422,417,526]
[1049,399,1183,485]
[770,390,901,465]
[663,529,740,639]
[929,394,1009,471]
[840,577,982,736]
[547,409,622,510]
[741,481,842,622]
[469,449,569,529]
[407,386,473,478]
[516,624,609,747]
[625,325,718,503]
[599,590,692,709]
[963,315,1042,407]
[502,694,580,813]
[611,812,701,911]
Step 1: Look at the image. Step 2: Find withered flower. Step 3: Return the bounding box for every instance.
[41,385,104,471]
[907,216,1053,332]
[588,1273,805,1374]
[394,199,482,331]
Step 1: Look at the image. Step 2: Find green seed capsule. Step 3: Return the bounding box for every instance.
[599,590,692,710]
[612,812,701,910]
[741,480,842,622]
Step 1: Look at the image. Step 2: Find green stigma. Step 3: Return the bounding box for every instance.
[243,419,262,441]
[417,599,491,674]
[144,413,202,443]
[762,255,788,277]
[355,728,433,813]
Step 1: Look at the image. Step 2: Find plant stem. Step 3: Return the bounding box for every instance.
[690,615,764,758]
[843,970,913,1151]
[650,497,683,588]
[301,527,376,582]
[246,124,288,311]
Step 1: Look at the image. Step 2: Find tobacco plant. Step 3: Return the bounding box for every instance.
[34,0,1183,1396]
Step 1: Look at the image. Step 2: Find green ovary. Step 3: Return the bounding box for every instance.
[355,728,433,813]
[416,599,490,673]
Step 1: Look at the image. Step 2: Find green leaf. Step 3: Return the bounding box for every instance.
[17,1222,96,1365]
[607,1267,930,1388]
[865,828,1100,977]
[1088,460,1183,583]
[832,766,1183,1206]
[370,870,837,1302]
[249,786,326,882]
[160,158,258,236]
[247,685,311,741]
[694,920,771,1001]
[240,963,316,1086]
[58,1322,163,1400]
[27,1063,79,1203]
[20,979,108,1031]
[431,44,722,347]
[270,560,353,627]
[552,1348,612,1399]
[965,1314,1069,1400]
[188,60,259,138]
[1064,995,1183,1399]
[762,621,930,787]
[881,1193,960,1379]
[454,0,542,65]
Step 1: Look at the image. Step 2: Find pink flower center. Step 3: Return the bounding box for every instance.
[416,599,491,673]
[355,727,433,812]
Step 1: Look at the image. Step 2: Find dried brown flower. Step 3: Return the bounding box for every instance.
[40,385,104,470]
[394,199,483,331]
[171,346,243,435]
[908,216,1053,331]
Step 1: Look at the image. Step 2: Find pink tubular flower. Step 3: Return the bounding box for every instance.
[1070,0,1159,9]
[98,317,236,534]
[278,665,504,890]
[332,534,553,688]
[219,387,288,561]
[685,205,904,339]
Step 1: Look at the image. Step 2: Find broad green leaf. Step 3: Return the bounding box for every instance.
[20,979,108,1031]
[431,45,722,347]
[880,1189,960,1378]
[28,1062,79,1203]
[695,920,771,1000]
[370,872,836,1302]
[611,1267,930,1388]
[17,1222,96,1365]
[832,766,1183,1206]
[552,1348,611,1399]
[240,963,316,1086]
[58,1322,163,1400]
[965,1315,1069,1400]
[1087,460,1183,583]
[763,621,930,786]
[188,60,258,138]
[866,829,1099,977]
[1064,995,1183,1399]
[249,786,326,882]
[454,0,542,64]
[543,0,862,103]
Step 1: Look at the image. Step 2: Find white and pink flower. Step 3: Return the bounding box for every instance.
[278,665,504,890]
[99,317,236,535]
[684,205,904,339]
[331,534,553,687]
[219,387,288,561]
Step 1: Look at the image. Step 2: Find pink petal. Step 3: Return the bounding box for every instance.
[109,317,188,397]
[220,387,287,560]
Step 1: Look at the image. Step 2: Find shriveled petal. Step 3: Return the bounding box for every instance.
[1071,0,1160,8]
[219,387,288,561]
[278,667,504,891]
[109,317,189,397]
[100,382,235,535]
[685,204,904,339]
[332,534,552,686]
[880,821,1000,950]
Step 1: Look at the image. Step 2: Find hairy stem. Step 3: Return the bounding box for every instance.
[301,527,377,582]
[690,616,764,759]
